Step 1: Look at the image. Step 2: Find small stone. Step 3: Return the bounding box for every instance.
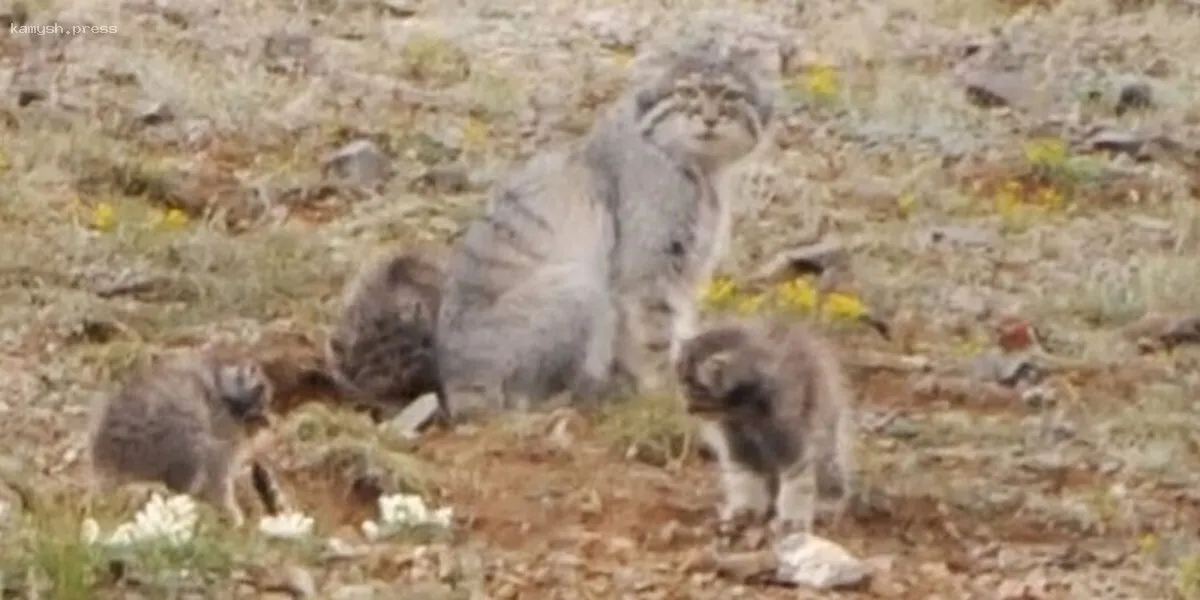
[16,89,45,107]
[1115,81,1153,115]
[384,392,441,439]
[264,32,313,61]
[279,565,317,598]
[134,100,174,127]
[971,352,1043,388]
[1084,129,1146,158]
[411,162,470,194]
[881,417,920,440]
[322,537,367,560]
[748,239,848,284]
[322,139,392,190]
[774,533,869,590]
[958,69,1030,109]
[378,0,419,17]
[917,226,997,249]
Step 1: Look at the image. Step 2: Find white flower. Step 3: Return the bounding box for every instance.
[80,518,101,545]
[429,506,454,528]
[100,493,199,547]
[360,520,381,541]
[257,511,315,540]
[374,492,453,530]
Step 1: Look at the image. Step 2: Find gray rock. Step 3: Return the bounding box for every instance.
[279,565,317,598]
[1115,81,1153,115]
[411,162,471,194]
[323,139,392,190]
[774,533,869,590]
[384,392,441,440]
[134,100,174,127]
[378,0,419,18]
[958,69,1030,109]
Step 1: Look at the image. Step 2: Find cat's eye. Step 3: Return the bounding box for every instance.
[675,86,699,100]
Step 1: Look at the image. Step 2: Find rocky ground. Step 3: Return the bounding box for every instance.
[3,0,1200,597]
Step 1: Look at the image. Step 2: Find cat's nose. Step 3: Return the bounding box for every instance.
[701,116,718,129]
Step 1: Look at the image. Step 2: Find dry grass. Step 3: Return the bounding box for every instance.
[3,0,1200,596]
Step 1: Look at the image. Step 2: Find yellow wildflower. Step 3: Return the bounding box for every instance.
[1032,185,1064,210]
[0,149,10,172]
[803,63,838,100]
[994,181,1023,214]
[611,48,635,67]
[822,292,866,320]
[152,208,190,231]
[461,117,489,152]
[90,202,116,231]
[1023,138,1068,167]
[1138,533,1159,555]
[776,278,818,311]
[896,193,916,217]
[734,293,768,315]
[700,276,738,308]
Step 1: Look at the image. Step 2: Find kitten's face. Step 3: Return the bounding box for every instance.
[679,349,740,415]
[215,362,272,427]
[676,328,771,419]
[635,51,772,170]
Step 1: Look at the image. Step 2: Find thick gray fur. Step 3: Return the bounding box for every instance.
[675,317,855,533]
[85,351,279,527]
[435,147,621,422]
[326,246,444,422]
[435,36,776,422]
[595,37,777,389]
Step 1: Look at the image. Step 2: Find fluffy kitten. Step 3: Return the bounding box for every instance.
[675,317,855,533]
[85,350,280,526]
[326,245,445,422]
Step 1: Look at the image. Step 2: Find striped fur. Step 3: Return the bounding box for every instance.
[84,351,282,527]
[435,38,776,422]
[326,246,445,422]
[675,317,855,533]
[595,38,776,390]
[435,145,622,422]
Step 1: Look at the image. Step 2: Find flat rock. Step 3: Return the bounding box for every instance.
[774,533,869,590]
[134,100,174,126]
[384,392,441,439]
[957,68,1031,109]
[322,139,392,190]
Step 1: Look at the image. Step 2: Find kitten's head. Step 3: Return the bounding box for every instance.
[633,39,774,171]
[675,326,774,419]
[325,309,437,401]
[214,360,273,427]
